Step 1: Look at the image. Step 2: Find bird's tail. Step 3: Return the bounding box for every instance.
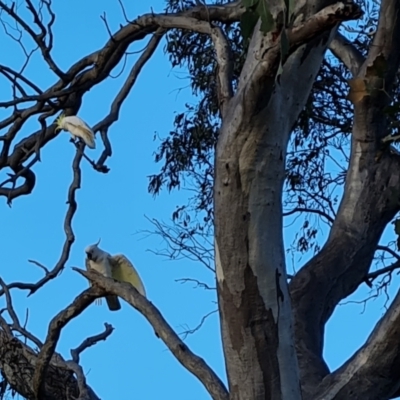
[77,126,96,149]
[106,295,121,311]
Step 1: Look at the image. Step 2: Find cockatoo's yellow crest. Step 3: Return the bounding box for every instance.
[55,114,66,132]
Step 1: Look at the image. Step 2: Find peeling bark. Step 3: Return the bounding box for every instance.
[0,332,98,400]
[214,1,354,397]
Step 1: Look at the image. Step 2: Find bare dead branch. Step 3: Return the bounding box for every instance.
[283,207,334,224]
[33,286,102,399]
[0,278,21,329]
[28,259,50,274]
[143,217,214,272]
[0,278,99,399]
[366,260,400,283]
[0,278,42,349]
[70,323,114,364]
[0,166,36,205]
[176,278,216,291]
[0,330,99,400]
[179,310,218,340]
[50,359,93,400]
[329,32,364,76]
[74,268,229,400]
[0,145,83,295]
[12,314,41,348]
[376,244,400,262]
[0,0,247,208]
[0,0,65,79]
[92,28,165,171]
[100,12,114,41]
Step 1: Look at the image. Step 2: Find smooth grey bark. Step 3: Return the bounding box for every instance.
[214,1,361,399]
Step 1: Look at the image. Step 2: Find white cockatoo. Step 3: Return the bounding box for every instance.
[85,243,146,311]
[55,114,96,149]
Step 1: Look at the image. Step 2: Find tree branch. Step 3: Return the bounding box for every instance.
[363,0,400,86]
[210,25,233,118]
[70,323,114,364]
[0,144,83,294]
[365,260,400,284]
[283,207,334,224]
[0,0,65,79]
[236,1,362,123]
[92,28,165,172]
[179,310,218,340]
[314,287,400,399]
[0,0,244,203]
[0,278,42,348]
[287,3,362,51]
[33,287,101,399]
[74,268,229,400]
[0,330,100,400]
[329,32,364,76]
[376,245,400,262]
[0,280,102,400]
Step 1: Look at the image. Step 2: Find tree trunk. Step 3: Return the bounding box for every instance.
[214,2,339,396]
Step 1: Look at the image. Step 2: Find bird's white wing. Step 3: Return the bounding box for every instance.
[110,254,146,297]
[85,256,121,310]
[64,115,92,130]
[85,257,102,305]
[85,257,91,272]
[63,116,96,149]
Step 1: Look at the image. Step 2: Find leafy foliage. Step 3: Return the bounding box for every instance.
[151,0,392,259]
[149,0,245,223]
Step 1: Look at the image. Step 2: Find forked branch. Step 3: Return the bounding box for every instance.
[314,287,400,399]
[33,286,103,399]
[329,32,364,76]
[74,268,229,400]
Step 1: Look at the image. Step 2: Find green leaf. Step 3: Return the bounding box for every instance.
[256,0,275,34]
[240,10,260,42]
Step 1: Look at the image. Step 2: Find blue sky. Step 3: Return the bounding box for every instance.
[0,1,398,399]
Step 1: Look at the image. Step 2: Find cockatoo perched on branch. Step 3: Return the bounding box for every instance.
[85,242,146,311]
[55,114,96,149]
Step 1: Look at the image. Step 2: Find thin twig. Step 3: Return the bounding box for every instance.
[179,310,218,339]
[71,323,114,364]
